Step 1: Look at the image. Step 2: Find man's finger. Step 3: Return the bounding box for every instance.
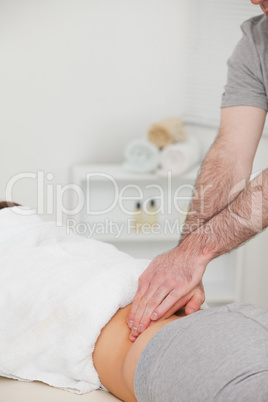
[160,294,191,319]
[151,288,187,321]
[130,280,163,337]
[136,283,173,333]
[184,287,205,315]
[127,275,152,329]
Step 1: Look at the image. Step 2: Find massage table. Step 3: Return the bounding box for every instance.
[0,377,121,402]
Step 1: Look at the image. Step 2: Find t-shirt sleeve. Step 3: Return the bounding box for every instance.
[221,23,268,111]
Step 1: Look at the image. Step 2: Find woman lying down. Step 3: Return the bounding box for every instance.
[1,202,268,402]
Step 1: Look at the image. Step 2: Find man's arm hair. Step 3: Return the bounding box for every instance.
[179,106,266,243]
[179,168,268,263]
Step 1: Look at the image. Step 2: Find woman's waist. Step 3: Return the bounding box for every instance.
[93,304,183,400]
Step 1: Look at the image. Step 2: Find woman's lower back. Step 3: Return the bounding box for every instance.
[93,304,183,401]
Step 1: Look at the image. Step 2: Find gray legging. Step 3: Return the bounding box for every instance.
[134,303,268,402]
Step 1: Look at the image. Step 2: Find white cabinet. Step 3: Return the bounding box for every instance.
[72,163,244,306]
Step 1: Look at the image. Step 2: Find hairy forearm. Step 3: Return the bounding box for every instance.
[179,136,251,243]
[178,169,268,265]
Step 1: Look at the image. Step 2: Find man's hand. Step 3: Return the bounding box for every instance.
[127,247,207,341]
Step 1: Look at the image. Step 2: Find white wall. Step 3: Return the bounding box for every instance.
[241,134,268,307]
[0,0,186,213]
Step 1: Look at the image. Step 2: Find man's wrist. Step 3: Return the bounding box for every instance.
[174,230,213,273]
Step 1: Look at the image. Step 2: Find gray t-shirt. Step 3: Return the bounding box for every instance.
[222,14,268,111]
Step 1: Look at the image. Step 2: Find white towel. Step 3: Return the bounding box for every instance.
[0,207,149,394]
[158,135,201,177]
[123,138,160,173]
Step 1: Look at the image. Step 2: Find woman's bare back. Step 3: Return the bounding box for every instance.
[93,304,184,401]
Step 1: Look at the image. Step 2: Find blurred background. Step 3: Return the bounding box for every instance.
[1,0,268,306]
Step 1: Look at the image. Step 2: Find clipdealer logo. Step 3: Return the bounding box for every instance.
[5,170,196,225]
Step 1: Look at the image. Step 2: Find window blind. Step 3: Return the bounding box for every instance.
[181,0,263,127]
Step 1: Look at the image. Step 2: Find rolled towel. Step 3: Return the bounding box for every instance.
[158,135,201,177]
[123,138,160,173]
[148,117,187,148]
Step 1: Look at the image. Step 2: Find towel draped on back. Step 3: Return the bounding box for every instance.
[0,207,148,394]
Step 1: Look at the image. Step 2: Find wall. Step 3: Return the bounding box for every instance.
[242,135,268,307]
[0,0,185,215]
